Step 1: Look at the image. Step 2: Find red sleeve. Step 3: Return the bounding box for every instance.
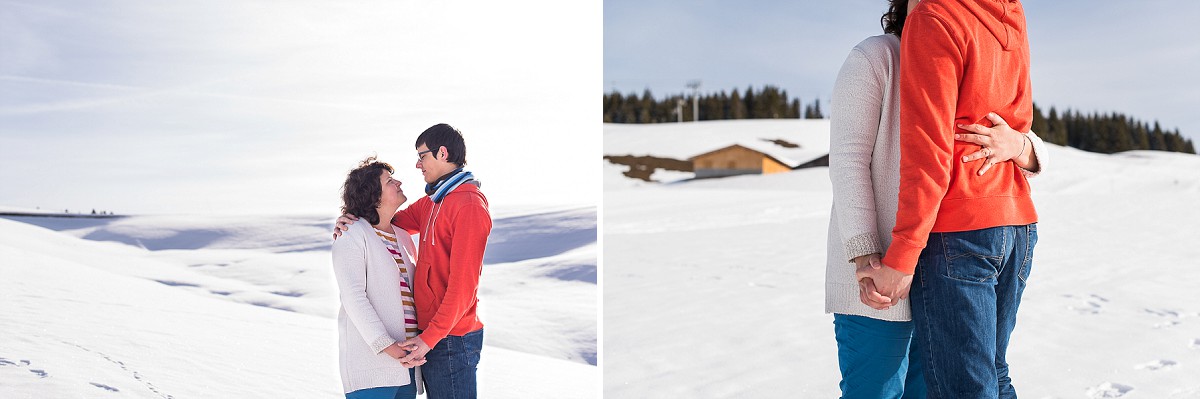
[391,197,428,235]
[882,11,963,274]
[418,198,492,347]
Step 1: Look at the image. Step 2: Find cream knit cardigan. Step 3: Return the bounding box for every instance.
[826,34,1047,321]
[331,219,422,393]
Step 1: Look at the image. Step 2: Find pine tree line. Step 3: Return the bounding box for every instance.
[1031,103,1195,154]
[602,87,1195,155]
[603,85,824,124]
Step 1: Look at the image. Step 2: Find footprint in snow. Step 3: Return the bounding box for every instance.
[1143,308,1183,318]
[0,358,31,367]
[1,357,49,378]
[1145,308,1187,328]
[90,382,120,392]
[1133,359,1177,371]
[62,341,174,399]
[1189,339,1200,349]
[1066,297,1103,315]
[1086,382,1134,398]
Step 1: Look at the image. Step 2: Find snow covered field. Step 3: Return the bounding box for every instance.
[603,121,1200,398]
[0,206,597,398]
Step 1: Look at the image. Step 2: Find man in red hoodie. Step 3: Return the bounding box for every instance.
[336,123,491,399]
[856,0,1038,397]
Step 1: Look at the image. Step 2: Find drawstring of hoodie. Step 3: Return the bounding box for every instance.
[424,200,445,247]
[1002,0,1010,49]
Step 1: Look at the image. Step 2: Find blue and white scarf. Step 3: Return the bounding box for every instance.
[425,168,475,203]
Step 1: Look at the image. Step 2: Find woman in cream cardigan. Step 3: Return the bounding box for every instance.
[825,0,1048,397]
[332,157,424,399]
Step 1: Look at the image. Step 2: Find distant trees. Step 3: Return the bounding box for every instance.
[59,208,115,216]
[603,88,1195,155]
[602,86,822,123]
[804,99,824,119]
[1033,103,1195,155]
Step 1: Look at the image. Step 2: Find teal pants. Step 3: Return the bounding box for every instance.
[345,369,417,399]
[833,313,927,399]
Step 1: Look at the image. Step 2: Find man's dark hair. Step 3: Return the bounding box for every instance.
[340,156,394,226]
[415,123,467,167]
[882,0,910,37]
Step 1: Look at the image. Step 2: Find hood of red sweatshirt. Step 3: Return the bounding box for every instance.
[956,0,1025,51]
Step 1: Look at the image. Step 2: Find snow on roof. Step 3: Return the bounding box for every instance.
[604,119,831,167]
[690,140,828,168]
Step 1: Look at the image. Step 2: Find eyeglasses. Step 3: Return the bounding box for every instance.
[416,149,433,163]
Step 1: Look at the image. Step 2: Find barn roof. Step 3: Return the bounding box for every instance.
[688,140,827,169]
[604,119,831,161]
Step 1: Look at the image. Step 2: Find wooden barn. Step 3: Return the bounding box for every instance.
[689,142,828,179]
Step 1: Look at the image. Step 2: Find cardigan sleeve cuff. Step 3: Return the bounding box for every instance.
[369,335,397,354]
[843,231,883,263]
[1018,132,1047,178]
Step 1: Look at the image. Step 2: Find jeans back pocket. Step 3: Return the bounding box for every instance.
[940,226,1009,282]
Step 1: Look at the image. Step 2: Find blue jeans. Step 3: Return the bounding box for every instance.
[833,314,927,399]
[345,369,417,399]
[910,224,1037,399]
[422,328,483,399]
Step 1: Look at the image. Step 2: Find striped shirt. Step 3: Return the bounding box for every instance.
[373,227,419,338]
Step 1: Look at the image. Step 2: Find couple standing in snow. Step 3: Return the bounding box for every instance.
[330,123,491,399]
[825,0,1046,398]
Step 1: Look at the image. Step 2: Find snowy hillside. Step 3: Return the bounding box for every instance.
[604,120,1200,398]
[0,206,597,398]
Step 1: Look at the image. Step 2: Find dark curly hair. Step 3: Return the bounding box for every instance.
[340,156,394,226]
[882,0,910,37]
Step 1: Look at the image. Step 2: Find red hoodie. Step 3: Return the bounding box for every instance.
[882,0,1038,274]
[392,183,491,347]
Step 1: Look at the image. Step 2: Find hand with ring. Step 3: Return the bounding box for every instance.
[955,112,1033,176]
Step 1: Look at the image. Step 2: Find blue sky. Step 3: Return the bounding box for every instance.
[605,0,1200,142]
[0,0,602,214]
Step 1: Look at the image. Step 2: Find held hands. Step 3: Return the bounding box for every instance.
[397,337,432,367]
[331,214,360,239]
[382,342,427,368]
[853,254,891,310]
[956,112,1032,176]
[854,253,913,310]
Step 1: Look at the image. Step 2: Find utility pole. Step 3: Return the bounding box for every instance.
[675,99,686,123]
[687,80,701,122]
